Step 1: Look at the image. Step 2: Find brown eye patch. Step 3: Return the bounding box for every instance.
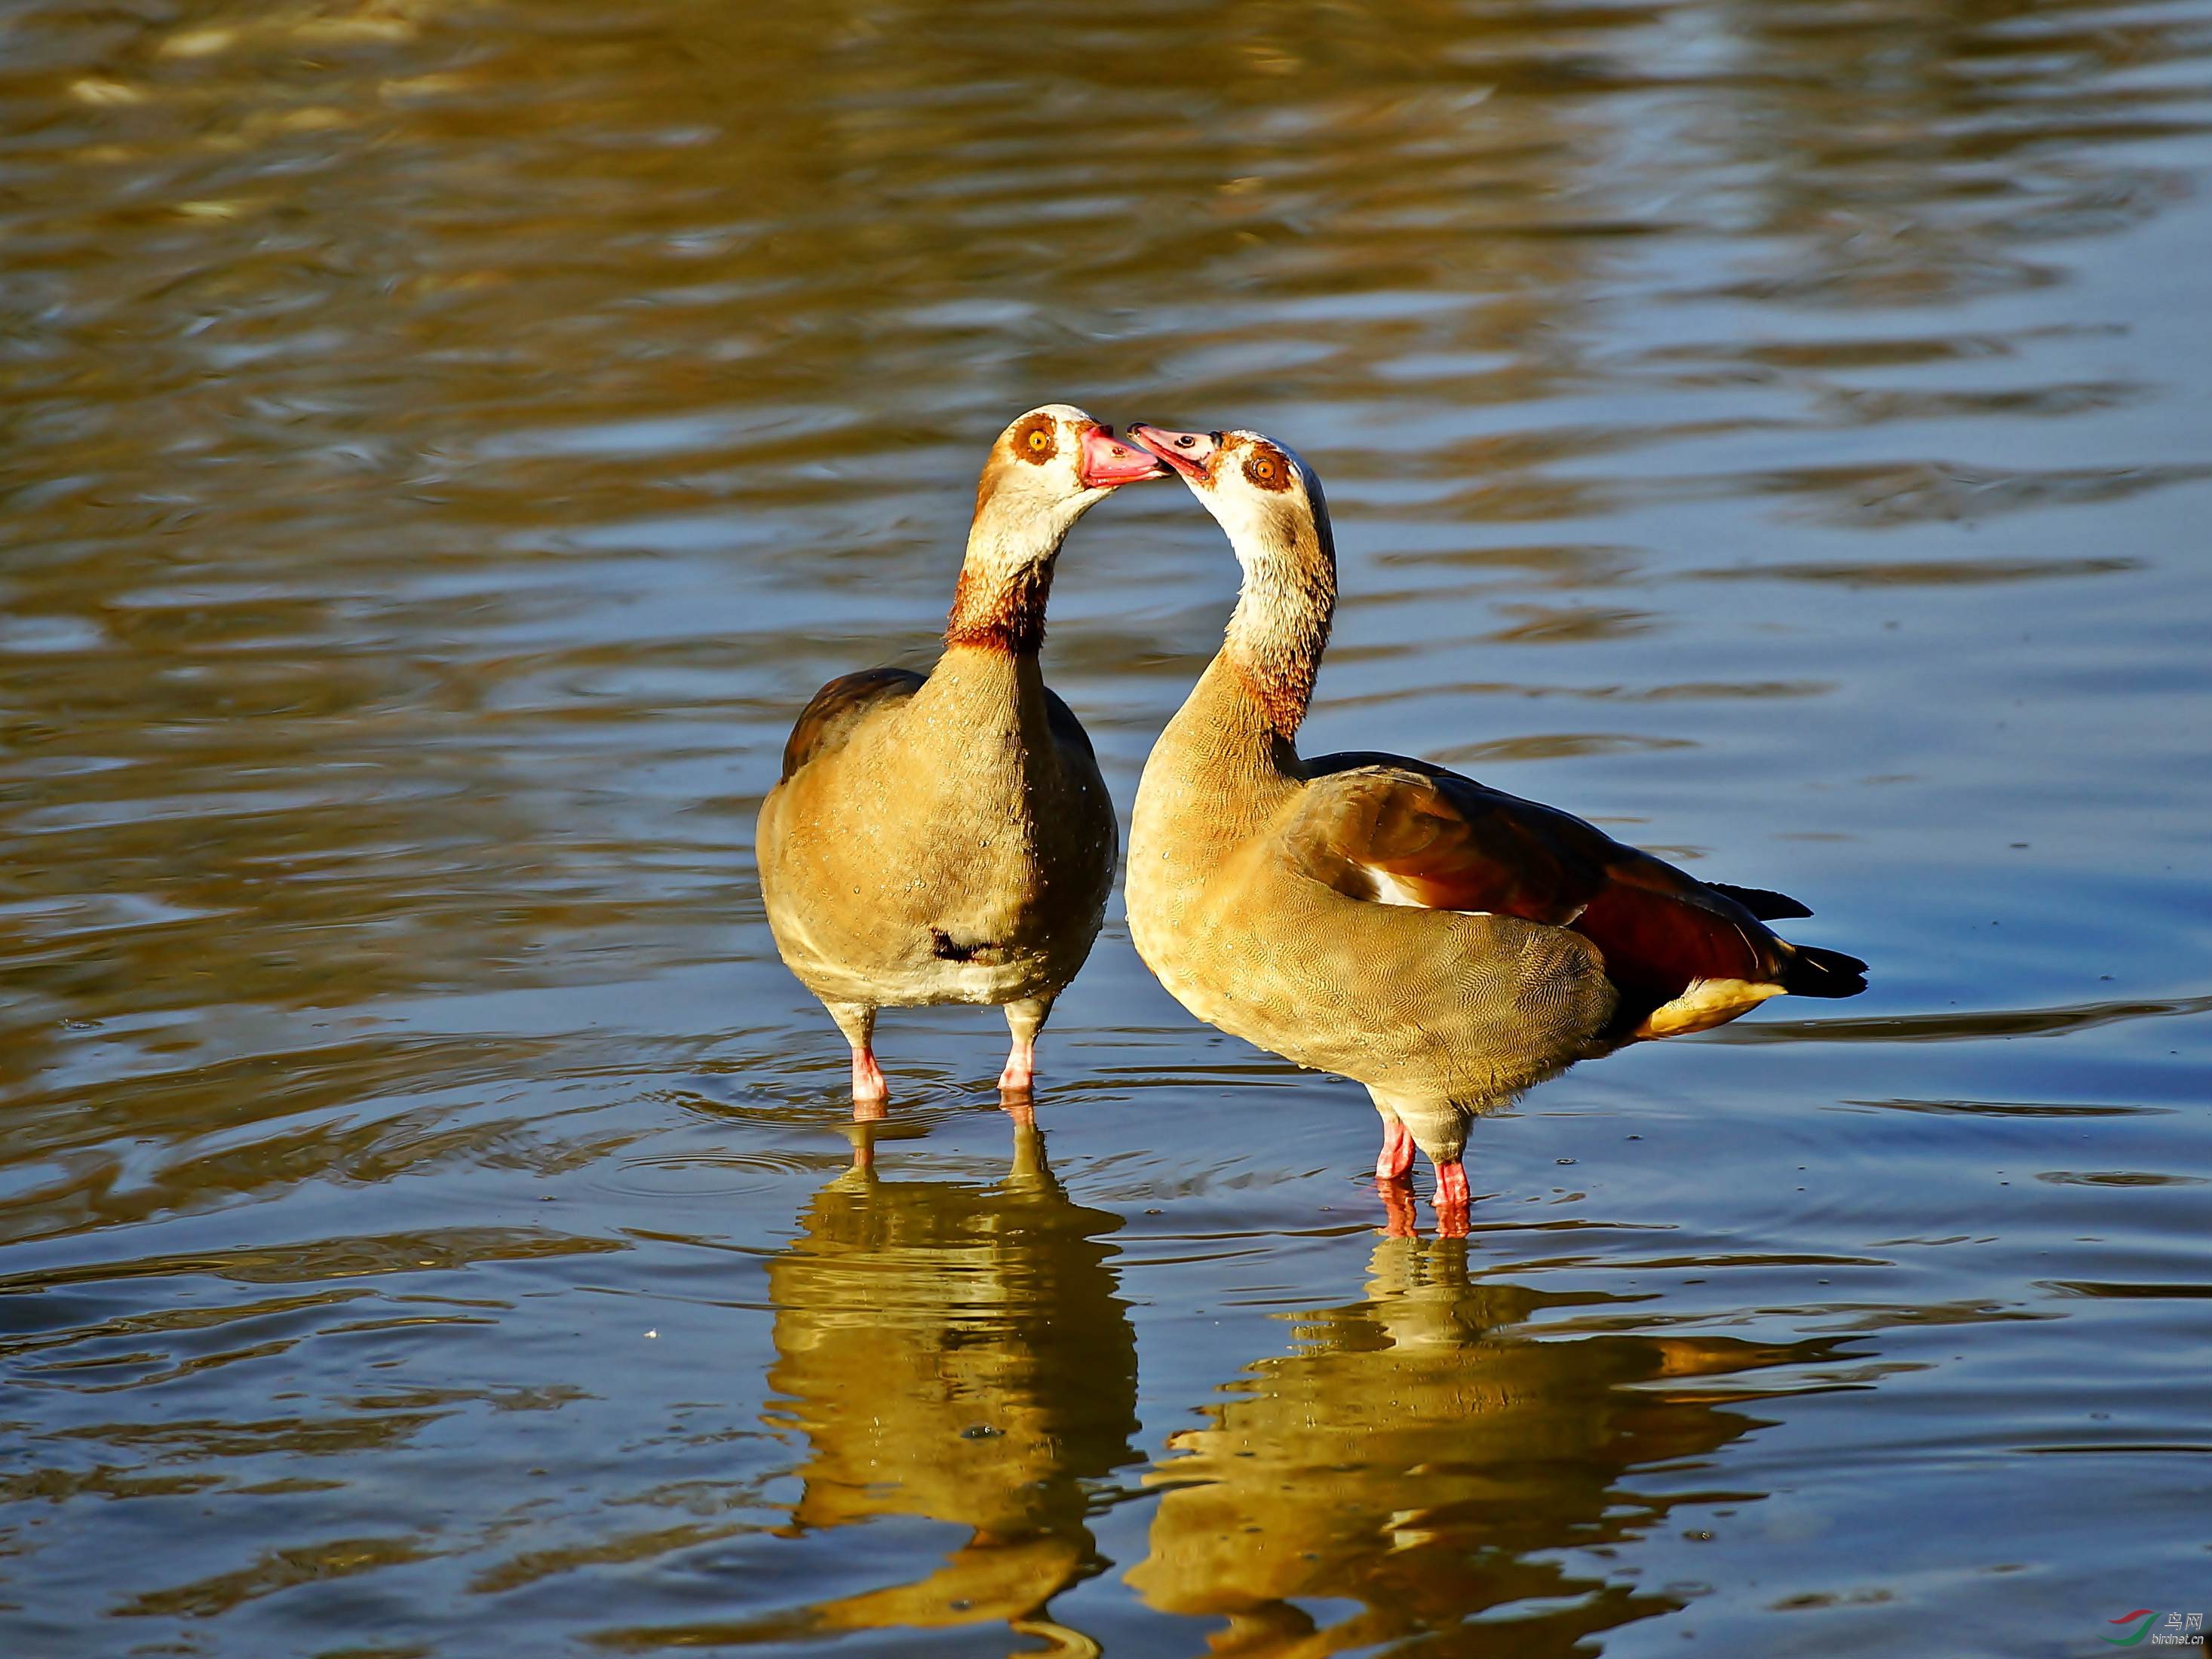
[1243,446,1290,492]
[1014,415,1058,465]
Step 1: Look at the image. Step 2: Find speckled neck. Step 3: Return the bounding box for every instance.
[1222,506,1336,741]
[942,478,1087,655]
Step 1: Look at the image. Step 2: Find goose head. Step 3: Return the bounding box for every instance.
[950,405,1167,649]
[1129,423,1333,579]
[974,403,1167,527]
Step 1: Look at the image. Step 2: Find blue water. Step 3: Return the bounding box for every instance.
[1,0,2207,1652]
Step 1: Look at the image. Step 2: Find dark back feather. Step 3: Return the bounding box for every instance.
[780,667,925,780]
[1042,686,1096,763]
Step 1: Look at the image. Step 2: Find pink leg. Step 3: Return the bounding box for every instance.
[1000,997,1050,1097]
[1376,1116,1416,1181]
[851,1066,885,1164]
[998,1035,1036,1095]
[850,1046,888,1105]
[1433,1158,1471,1238]
[829,1004,886,1106]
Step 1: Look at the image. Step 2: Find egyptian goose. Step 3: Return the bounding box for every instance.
[1124,423,1866,1222]
[757,405,1165,1100]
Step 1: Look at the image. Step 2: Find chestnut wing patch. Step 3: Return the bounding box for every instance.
[780,667,925,780]
[1294,751,1799,1021]
[1291,753,1604,923]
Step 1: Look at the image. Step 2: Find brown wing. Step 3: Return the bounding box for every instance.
[1293,751,1799,1020]
[1290,752,1603,922]
[780,667,925,781]
[1041,685,1096,765]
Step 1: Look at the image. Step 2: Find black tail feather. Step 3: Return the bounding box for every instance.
[1783,943,1867,999]
[1710,882,1815,921]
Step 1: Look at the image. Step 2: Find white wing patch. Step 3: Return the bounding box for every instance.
[1367,869,1493,917]
[1371,872,1425,907]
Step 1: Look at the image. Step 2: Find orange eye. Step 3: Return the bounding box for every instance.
[1026,428,1051,452]
[1242,448,1293,491]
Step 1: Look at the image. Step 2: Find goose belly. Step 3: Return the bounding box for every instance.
[1135,867,1615,1102]
[759,792,1110,1011]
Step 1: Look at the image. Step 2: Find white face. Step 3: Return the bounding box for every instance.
[1133,426,1327,569]
[980,403,1165,522]
[993,403,1101,504]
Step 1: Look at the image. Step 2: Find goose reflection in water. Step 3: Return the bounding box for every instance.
[759,1105,1137,1654]
[1129,1231,1849,1657]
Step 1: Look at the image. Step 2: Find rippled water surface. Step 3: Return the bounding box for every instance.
[4,0,2210,1653]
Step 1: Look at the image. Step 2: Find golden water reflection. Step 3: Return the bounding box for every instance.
[759,1116,1137,1650]
[750,1130,1852,1656]
[1129,1236,1848,1657]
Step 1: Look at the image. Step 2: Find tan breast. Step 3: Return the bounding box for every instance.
[759,646,1115,1012]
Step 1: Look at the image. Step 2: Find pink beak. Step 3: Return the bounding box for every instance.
[1128,423,1219,484]
[1077,425,1169,489]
